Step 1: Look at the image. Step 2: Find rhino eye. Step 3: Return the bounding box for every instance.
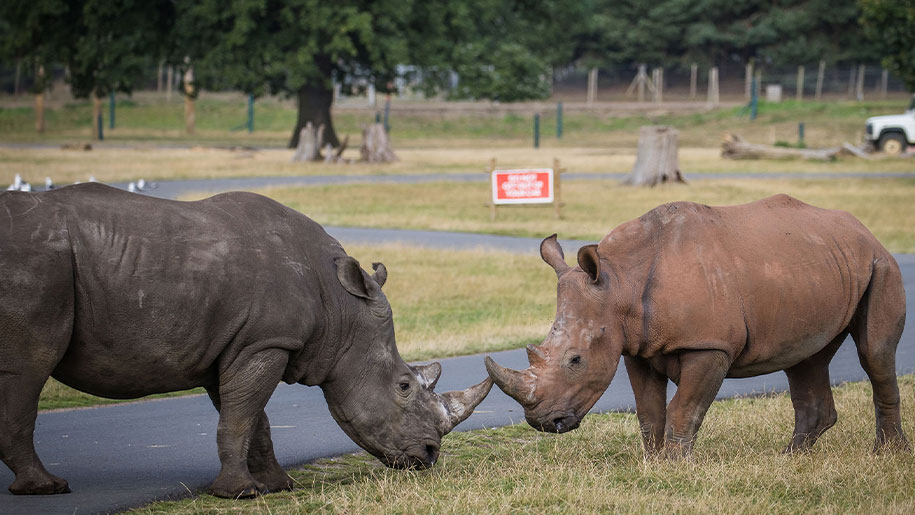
[399,382,410,392]
[569,356,581,365]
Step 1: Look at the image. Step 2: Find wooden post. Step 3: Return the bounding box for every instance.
[855,64,865,101]
[796,66,805,101]
[653,68,663,104]
[707,67,719,107]
[157,60,163,93]
[166,65,174,102]
[848,66,856,98]
[881,68,888,99]
[587,67,597,104]
[815,60,825,100]
[745,61,754,99]
[487,158,497,221]
[553,158,565,220]
[35,64,45,133]
[690,63,697,98]
[637,64,646,102]
[183,66,195,134]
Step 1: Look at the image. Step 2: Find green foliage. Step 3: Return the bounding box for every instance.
[575,0,879,70]
[0,0,173,98]
[859,0,915,93]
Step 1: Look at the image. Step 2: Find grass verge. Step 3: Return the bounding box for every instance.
[135,376,915,513]
[38,245,556,411]
[4,143,913,187]
[266,177,915,253]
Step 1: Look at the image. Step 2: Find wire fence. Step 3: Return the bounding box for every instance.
[0,61,910,105]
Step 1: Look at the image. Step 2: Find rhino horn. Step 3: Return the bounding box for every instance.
[484,356,534,406]
[412,362,442,390]
[438,377,494,433]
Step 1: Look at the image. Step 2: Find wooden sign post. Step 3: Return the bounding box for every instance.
[485,158,565,221]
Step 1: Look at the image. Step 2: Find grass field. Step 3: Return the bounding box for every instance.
[1,93,910,149]
[135,376,915,514]
[3,142,914,188]
[38,245,555,411]
[265,177,915,253]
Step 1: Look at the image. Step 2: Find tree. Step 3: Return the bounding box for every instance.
[0,0,174,135]
[859,0,915,93]
[175,0,414,149]
[177,0,584,150]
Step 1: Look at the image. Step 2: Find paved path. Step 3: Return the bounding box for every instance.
[2,178,914,514]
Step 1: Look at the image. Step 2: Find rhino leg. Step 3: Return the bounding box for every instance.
[662,349,730,458]
[849,261,909,452]
[624,356,668,455]
[206,388,293,494]
[1,372,70,495]
[207,348,287,498]
[247,412,294,492]
[783,334,843,453]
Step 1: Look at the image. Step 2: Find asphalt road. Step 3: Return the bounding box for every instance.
[2,178,914,514]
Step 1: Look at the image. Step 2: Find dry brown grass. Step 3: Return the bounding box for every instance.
[3,145,913,187]
[136,376,915,514]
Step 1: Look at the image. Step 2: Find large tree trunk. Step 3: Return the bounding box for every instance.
[624,126,685,186]
[289,84,340,149]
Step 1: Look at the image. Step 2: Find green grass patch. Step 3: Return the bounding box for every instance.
[2,94,909,148]
[134,376,915,513]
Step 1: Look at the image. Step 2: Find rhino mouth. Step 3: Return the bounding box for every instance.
[528,413,581,434]
[380,440,441,470]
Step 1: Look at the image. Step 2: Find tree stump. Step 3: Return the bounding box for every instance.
[291,122,324,162]
[360,123,397,163]
[624,126,685,186]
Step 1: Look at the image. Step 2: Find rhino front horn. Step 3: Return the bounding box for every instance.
[438,377,493,433]
[484,356,533,406]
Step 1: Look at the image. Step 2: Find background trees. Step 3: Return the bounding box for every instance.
[859,0,915,94]
[1,0,912,141]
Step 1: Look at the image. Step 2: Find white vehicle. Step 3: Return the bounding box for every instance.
[865,96,915,154]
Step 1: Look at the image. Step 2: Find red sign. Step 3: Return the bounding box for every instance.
[492,169,554,205]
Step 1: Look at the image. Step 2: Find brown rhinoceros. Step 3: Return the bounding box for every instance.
[486,194,908,457]
[0,183,491,497]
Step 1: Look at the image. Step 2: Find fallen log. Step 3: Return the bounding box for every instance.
[721,133,840,161]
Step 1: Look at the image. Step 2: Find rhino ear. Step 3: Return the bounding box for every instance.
[335,257,379,300]
[541,234,571,277]
[371,262,387,288]
[577,244,602,284]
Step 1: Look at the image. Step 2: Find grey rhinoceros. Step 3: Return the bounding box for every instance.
[0,183,492,497]
[486,195,908,457]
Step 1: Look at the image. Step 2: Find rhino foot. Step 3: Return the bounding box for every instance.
[251,469,294,493]
[9,471,71,495]
[208,475,267,499]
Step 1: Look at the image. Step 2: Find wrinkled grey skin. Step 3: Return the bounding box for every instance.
[0,183,491,498]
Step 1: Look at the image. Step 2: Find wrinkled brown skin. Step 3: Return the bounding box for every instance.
[487,194,908,457]
[0,183,491,497]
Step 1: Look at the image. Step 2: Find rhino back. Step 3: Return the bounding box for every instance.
[599,194,889,372]
[27,183,341,397]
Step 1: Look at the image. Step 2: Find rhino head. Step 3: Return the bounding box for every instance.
[485,235,622,434]
[322,256,492,468]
